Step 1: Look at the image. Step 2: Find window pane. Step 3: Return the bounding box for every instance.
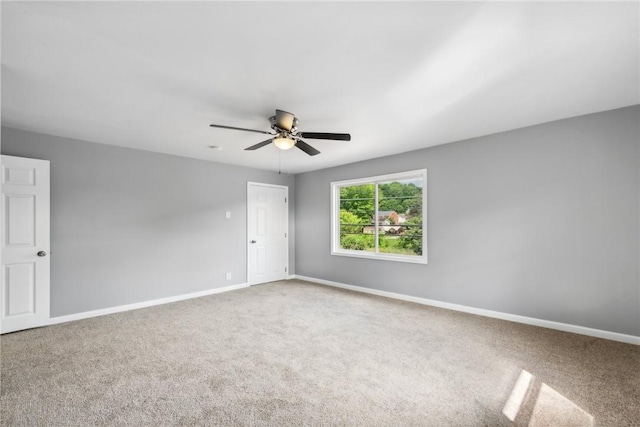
[377,178,423,256]
[332,170,427,264]
[339,184,375,252]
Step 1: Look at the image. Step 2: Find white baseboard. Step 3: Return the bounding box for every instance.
[291,275,640,346]
[48,283,249,327]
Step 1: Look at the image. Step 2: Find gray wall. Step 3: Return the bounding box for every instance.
[295,106,640,336]
[1,127,295,317]
[3,106,638,336]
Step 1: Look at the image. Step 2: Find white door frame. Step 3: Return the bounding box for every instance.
[246,182,289,286]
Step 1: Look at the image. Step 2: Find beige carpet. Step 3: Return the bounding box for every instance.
[1,280,638,426]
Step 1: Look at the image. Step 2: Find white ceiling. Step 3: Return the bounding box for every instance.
[2,1,638,174]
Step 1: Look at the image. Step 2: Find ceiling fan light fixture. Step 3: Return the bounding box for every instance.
[273,136,296,150]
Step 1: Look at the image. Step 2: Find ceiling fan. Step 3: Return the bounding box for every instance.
[209,109,351,156]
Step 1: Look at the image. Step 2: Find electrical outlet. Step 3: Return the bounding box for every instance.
[225,211,231,219]
[226,272,232,281]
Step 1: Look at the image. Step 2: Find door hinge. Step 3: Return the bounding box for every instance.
[285,267,287,272]
[285,232,287,238]
[285,197,287,203]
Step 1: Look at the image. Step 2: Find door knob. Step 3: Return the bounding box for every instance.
[37,251,47,257]
[250,240,257,244]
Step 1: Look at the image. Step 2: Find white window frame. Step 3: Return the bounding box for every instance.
[331,169,427,264]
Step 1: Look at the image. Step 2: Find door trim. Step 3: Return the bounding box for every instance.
[246,182,289,286]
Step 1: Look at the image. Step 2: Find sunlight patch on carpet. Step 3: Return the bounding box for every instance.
[529,383,594,427]
[502,369,533,421]
[502,369,593,427]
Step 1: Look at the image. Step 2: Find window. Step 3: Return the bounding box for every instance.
[331,169,427,264]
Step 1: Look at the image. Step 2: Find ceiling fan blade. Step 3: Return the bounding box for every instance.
[295,139,320,156]
[298,132,351,141]
[275,110,295,131]
[245,139,273,151]
[210,124,274,135]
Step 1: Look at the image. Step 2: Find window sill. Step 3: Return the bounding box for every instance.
[331,249,428,264]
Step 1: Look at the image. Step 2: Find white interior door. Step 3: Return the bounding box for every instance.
[1,155,50,334]
[247,182,288,285]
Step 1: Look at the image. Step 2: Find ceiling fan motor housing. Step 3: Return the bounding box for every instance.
[270,112,299,135]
